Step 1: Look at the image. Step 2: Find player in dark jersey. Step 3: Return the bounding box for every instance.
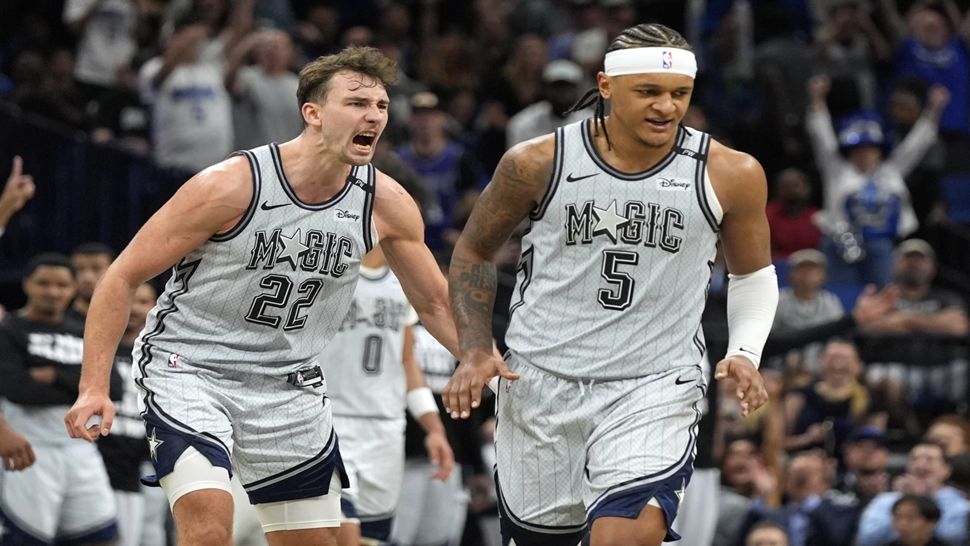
[0,253,120,544]
[66,242,115,324]
[96,282,157,546]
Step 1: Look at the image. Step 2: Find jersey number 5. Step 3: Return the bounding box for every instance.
[599,249,638,310]
[246,274,325,330]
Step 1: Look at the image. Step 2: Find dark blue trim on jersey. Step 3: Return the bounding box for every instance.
[56,519,119,545]
[211,150,262,242]
[362,164,376,252]
[495,472,587,546]
[270,143,355,210]
[529,127,564,221]
[340,497,358,519]
[508,245,534,317]
[580,119,685,181]
[134,257,201,395]
[360,516,393,541]
[242,428,349,504]
[586,386,702,516]
[0,506,50,545]
[139,399,234,486]
[585,455,694,543]
[692,327,705,358]
[133,257,226,486]
[692,134,719,233]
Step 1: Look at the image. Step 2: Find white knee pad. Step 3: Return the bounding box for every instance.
[254,474,343,533]
[159,447,232,509]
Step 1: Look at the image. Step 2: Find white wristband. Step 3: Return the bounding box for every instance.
[724,264,779,369]
[407,387,438,419]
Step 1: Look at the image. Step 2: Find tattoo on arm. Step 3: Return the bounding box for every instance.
[446,145,550,356]
[449,255,497,355]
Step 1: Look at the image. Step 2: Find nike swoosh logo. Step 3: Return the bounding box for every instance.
[260,201,290,211]
[565,172,597,183]
[675,376,693,385]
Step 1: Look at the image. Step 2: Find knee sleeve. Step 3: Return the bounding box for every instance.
[253,474,343,532]
[159,447,232,509]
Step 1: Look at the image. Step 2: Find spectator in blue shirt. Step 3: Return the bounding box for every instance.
[856,441,970,546]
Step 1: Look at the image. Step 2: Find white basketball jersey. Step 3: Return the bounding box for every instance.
[505,119,721,380]
[411,325,455,394]
[135,143,377,376]
[324,267,418,420]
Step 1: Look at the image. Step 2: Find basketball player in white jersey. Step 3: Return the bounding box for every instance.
[445,24,778,546]
[323,246,453,545]
[64,46,461,546]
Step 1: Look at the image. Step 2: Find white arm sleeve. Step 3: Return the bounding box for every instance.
[724,264,779,369]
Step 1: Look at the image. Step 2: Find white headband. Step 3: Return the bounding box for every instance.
[604,47,697,78]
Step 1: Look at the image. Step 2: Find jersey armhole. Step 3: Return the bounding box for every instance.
[691,135,720,233]
[529,127,565,221]
[362,164,378,252]
[210,150,261,243]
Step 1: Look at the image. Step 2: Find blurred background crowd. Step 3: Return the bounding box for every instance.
[1,0,970,545]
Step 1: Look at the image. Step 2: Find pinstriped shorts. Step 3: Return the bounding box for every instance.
[134,350,346,504]
[494,352,705,534]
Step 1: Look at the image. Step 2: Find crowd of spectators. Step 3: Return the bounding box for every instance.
[1,0,970,545]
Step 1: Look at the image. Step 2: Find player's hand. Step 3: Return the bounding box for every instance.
[424,430,455,481]
[714,356,768,417]
[0,420,36,471]
[64,390,116,441]
[443,351,519,420]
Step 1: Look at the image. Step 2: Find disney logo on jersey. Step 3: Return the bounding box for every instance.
[335,209,360,221]
[657,177,691,191]
[565,199,684,253]
[247,228,354,277]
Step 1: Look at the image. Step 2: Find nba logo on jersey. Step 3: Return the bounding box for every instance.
[662,50,673,69]
[168,353,180,368]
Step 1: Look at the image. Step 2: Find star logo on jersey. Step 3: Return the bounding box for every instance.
[276,229,310,269]
[147,427,164,461]
[592,200,629,243]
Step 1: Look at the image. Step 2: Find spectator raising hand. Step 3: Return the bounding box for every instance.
[0,156,36,237]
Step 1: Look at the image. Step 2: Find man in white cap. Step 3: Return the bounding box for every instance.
[445,22,778,546]
[506,59,592,147]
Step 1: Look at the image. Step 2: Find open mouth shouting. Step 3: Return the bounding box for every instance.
[352,131,378,152]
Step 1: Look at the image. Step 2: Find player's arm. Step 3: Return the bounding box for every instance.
[65,157,254,441]
[374,172,459,357]
[402,326,454,480]
[443,137,553,419]
[708,141,778,416]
